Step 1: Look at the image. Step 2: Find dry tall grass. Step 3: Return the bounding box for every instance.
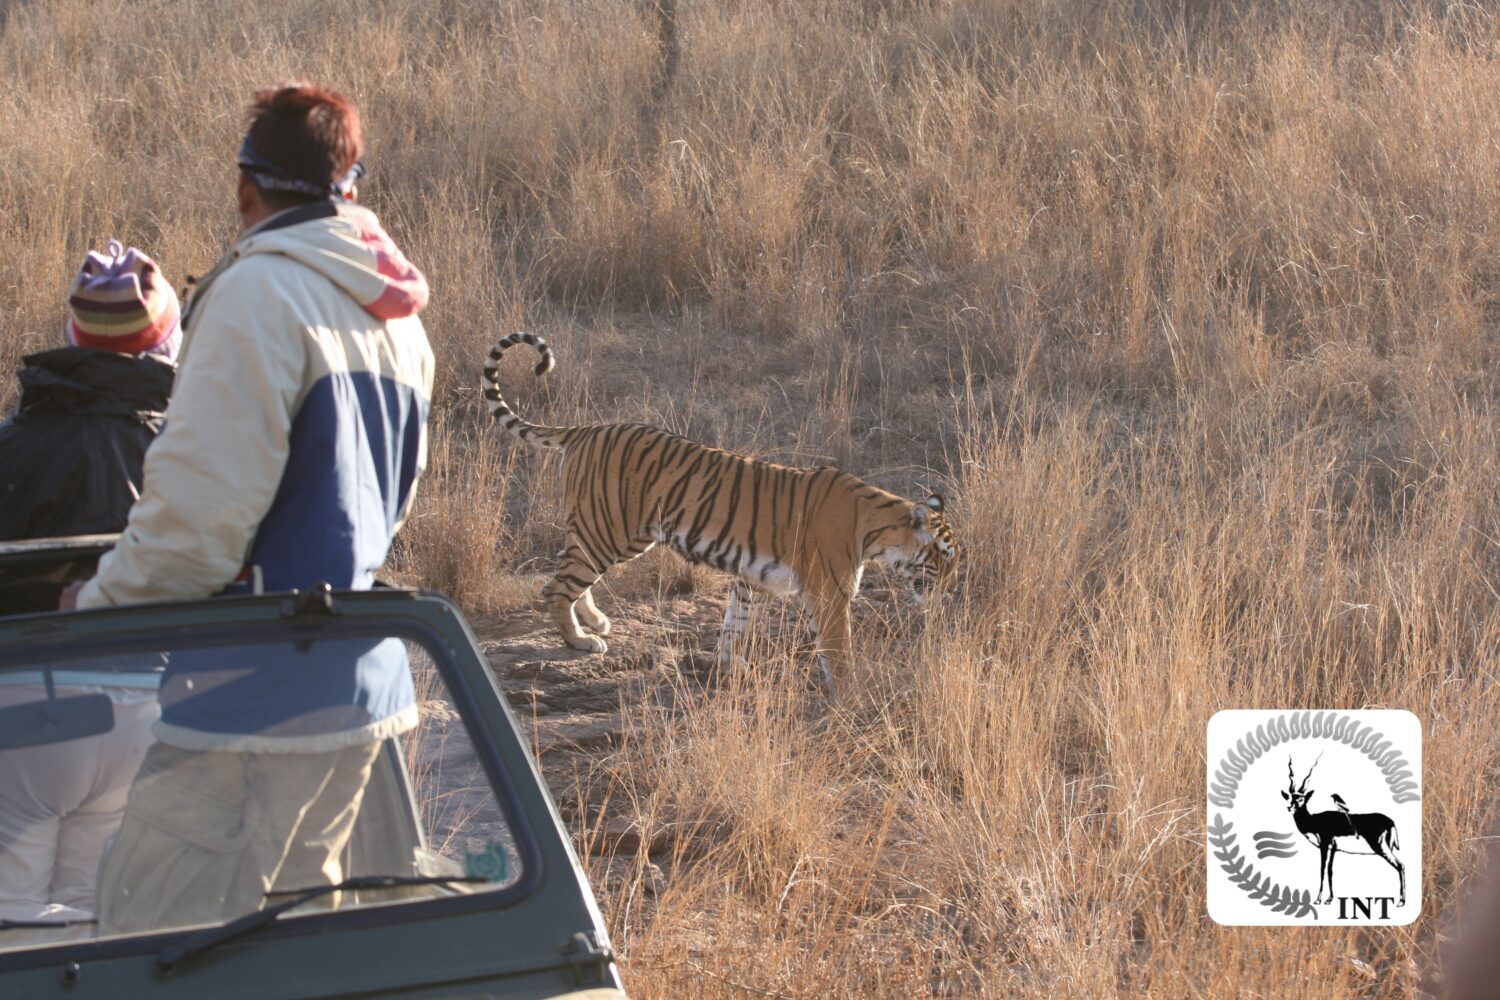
[4,0,1500,995]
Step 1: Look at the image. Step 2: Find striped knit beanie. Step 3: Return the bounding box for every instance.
[65,240,181,362]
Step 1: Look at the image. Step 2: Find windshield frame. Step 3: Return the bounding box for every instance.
[0,589,547,972]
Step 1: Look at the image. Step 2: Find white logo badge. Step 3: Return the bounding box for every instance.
[1207,710,1421,926]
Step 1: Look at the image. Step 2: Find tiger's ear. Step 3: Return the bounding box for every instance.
[924,494,945,515]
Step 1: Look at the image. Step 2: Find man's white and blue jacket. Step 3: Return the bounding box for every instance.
[79,201,436,752]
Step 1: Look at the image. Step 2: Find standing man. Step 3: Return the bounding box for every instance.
[79,83,435,934]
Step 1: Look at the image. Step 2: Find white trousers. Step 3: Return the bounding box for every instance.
[0,687,158,924]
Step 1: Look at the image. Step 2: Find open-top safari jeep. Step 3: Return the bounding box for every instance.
[0,536,624,999]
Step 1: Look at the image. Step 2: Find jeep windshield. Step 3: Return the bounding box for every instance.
[0,592,532,957]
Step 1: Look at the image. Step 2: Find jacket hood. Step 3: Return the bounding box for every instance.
[14,346,174,421]
[234,201,429,320]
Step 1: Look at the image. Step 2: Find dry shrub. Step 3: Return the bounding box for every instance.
[594,376,1500,996]
[384,410,528,614]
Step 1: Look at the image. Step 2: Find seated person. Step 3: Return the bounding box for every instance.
[0,241,179,937]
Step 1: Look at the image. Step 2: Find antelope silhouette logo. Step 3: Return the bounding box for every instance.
[1282,754,1406,907]
[1207,710,1421,925]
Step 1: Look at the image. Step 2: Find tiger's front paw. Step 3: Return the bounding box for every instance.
[565,634,608,654]
[816,657,842,699]
[713,644,748,671]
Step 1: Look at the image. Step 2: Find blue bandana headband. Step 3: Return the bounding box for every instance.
[237,133,365,198]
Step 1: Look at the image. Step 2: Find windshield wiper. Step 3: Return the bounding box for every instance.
[154,873,490,973]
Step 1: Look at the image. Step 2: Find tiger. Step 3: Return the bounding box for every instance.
[482,332,960,693]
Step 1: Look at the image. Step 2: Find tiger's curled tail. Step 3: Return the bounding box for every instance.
[483,332,562,447]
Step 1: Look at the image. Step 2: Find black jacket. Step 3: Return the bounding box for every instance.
[0,347,174,611]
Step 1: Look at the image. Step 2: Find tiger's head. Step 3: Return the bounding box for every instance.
[897,493,960,606]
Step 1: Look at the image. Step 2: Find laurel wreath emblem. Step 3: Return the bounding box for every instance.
[1208,814,1316,917]
[1207,711,1421,920]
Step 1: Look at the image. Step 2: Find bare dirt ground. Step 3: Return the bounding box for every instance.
[474,582,728,860]
[471,575,905,885]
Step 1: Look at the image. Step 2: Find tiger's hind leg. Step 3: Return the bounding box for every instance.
[544,539,615,653]
[543,536,655,653]
[576,588,610,636]
[545,579,609,654]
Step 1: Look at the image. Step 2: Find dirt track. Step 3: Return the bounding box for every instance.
[472,574,905,860]
[474,584,729,857]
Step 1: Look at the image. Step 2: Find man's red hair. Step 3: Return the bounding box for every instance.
[246,84,363,200]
